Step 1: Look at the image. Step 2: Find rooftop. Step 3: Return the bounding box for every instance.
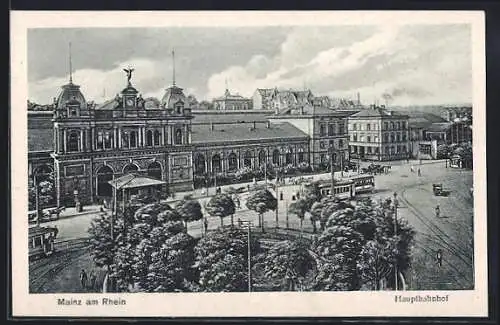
[426,122,452,133]
[350,108,409,119]
[108,173,166,189]
[192,122,308,145]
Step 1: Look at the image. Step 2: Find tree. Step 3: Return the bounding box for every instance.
[194,227,260,292]
[356,239,397,290]
[288,197,309,234]
[245,189,277,231]
[175,195,203,231]
[205,194,236,227]
[309,201,323,233]
[90,201,196,293]
[28,174,56,211]
[262,240,312,291]
[319,196,353,231]
[313,225,365,290]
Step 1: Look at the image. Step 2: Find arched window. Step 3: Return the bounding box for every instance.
[154,130,161,146]
[130,131,137,148]
[194,154,206,175]
[390,133,395,143]
[212,154,221,172]
[298,149,305,163]
[228,153,238,171]
[244,151,252,168]
[122,132,129,149]
[68,131,79,152]
[390,122,395,130]
[97,131,104,150]
[104,131,112,149]
[272,149,280,165]
[175,129,183,145]
[146,130,153,146]
[123,163,138,174]
[258,150,266,166]
[319,124,326,136]
[147,162,162,180]
[285,148,293,165]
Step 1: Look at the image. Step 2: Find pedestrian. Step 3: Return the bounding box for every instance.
[436,249,443,267]
[435,205,440,218]
[410,165,414,173]
[79,269,87,290]
[89,270,97,291]
[203,218,208,233]
[417,168,421,177]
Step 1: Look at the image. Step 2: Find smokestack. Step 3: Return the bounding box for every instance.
[210,122,214,131]
[267,121,271,128]
[357,92,360,105]
[253,121,256,129]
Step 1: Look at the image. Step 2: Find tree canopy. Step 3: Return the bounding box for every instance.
[205,193,236,227]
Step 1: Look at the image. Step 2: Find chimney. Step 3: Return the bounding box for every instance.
[266,121,271,128]
[210,122,214,131]
[253,121,256,129]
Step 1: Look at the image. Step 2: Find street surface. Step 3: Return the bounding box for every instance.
[29,159,474,292]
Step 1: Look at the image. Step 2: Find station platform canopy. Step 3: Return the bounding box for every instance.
[108,173,166,190]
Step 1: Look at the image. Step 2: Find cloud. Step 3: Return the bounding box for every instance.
[205,24,472,106]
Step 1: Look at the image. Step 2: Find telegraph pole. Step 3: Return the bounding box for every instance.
[393,192,399,291]
[330,149,336,196]
[239,220,253,292]
[34,173,40,227]
[275,169,279,228]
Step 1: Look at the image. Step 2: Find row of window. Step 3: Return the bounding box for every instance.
[351,121,407,131]
[194,150,306,173]
[351,132,408,143]
[65,129,184,153]
[319,139,345,149]
[319,123,346,137]
[350,145,407,154]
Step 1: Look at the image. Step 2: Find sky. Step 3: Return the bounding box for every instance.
[28,24,472,106]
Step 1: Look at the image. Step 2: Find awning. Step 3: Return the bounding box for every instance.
[108,173,166,190]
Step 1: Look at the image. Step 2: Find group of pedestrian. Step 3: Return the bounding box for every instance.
[79,269,98,292]
[410,165,422,176]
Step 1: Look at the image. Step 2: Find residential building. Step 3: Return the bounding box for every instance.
[348,107,410,161]
[252,88,275,110]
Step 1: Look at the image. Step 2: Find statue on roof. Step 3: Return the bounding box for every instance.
[123,67,134,86]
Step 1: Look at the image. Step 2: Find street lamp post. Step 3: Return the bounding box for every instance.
[275,168,279,228]
[34,173,41,227]
[393,191,399,291]
[239,220,253,292]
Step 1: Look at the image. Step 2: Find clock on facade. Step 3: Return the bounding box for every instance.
[126,98,134,107]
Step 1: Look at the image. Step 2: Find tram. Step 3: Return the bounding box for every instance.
[350,174,375,194]
[317,179,356,200]
[29,225,58,260]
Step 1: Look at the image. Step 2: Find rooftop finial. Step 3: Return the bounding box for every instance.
[123,67,134,86]
[172,49,176,86]
[69,42,73,84]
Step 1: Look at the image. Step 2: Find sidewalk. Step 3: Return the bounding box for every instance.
[58,205,103,219]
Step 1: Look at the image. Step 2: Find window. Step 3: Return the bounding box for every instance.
[122,132,129,149]
[374,136,379,143]
[367,136,371,143]
[390,122,395,130]
[402,133,407,141]
[366,124,371,131]
[375,147,379,154]
[298,152,305,163]
[353,123,357,131]
[146,130,153,146]
[384,122,388,130]
[384,134,389,142]
[353,134,358,142]
[319,124,326,136]
[360,136,365,142]
[320,154,326,164]
[390,133,395,143]
[320,141,325,149]
[338,139,344,148]
[68,131,79,152]
[397,122,401,130]
[104,131,112,149]
[175,129,183,145]
[244,151,252,167]
[130,131,138,148]
[328,124,335,136]
[154,130,161,146]
[329,140,334,147]
[367,147,372,154]
[402,145,407,152]
[176,105,183,114]
[373,123,377,130]
[272,149,280,165]
[396,134,401,142]
[402,121,406,129]
[397,145,401,153]
[97,131,104,150]
[339,123,345,134]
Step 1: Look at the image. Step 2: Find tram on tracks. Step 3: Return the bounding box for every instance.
[350,174,375,194]
[317,179,356,200]
[29,225,58,260]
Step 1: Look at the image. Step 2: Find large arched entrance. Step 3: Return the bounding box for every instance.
[123,163,139,175]
[194,154,206,175]
[212,154,221,173]
[258,150,266,167]
[285,147,293,165]
[33,164,53,181]
[228,153,238,171]
[96,165,114,197]
[147,161,162,180]
[272,149,280,165]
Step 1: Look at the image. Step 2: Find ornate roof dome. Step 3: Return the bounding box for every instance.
[121,85,139,95]
[56,82,87,109]
[161,85,189,109]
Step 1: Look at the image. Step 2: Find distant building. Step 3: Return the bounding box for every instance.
[270,88,315,112]
[441,106,472,122]
[252,88,275,110]
[212,89,253,110]
[347,106,410,161]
